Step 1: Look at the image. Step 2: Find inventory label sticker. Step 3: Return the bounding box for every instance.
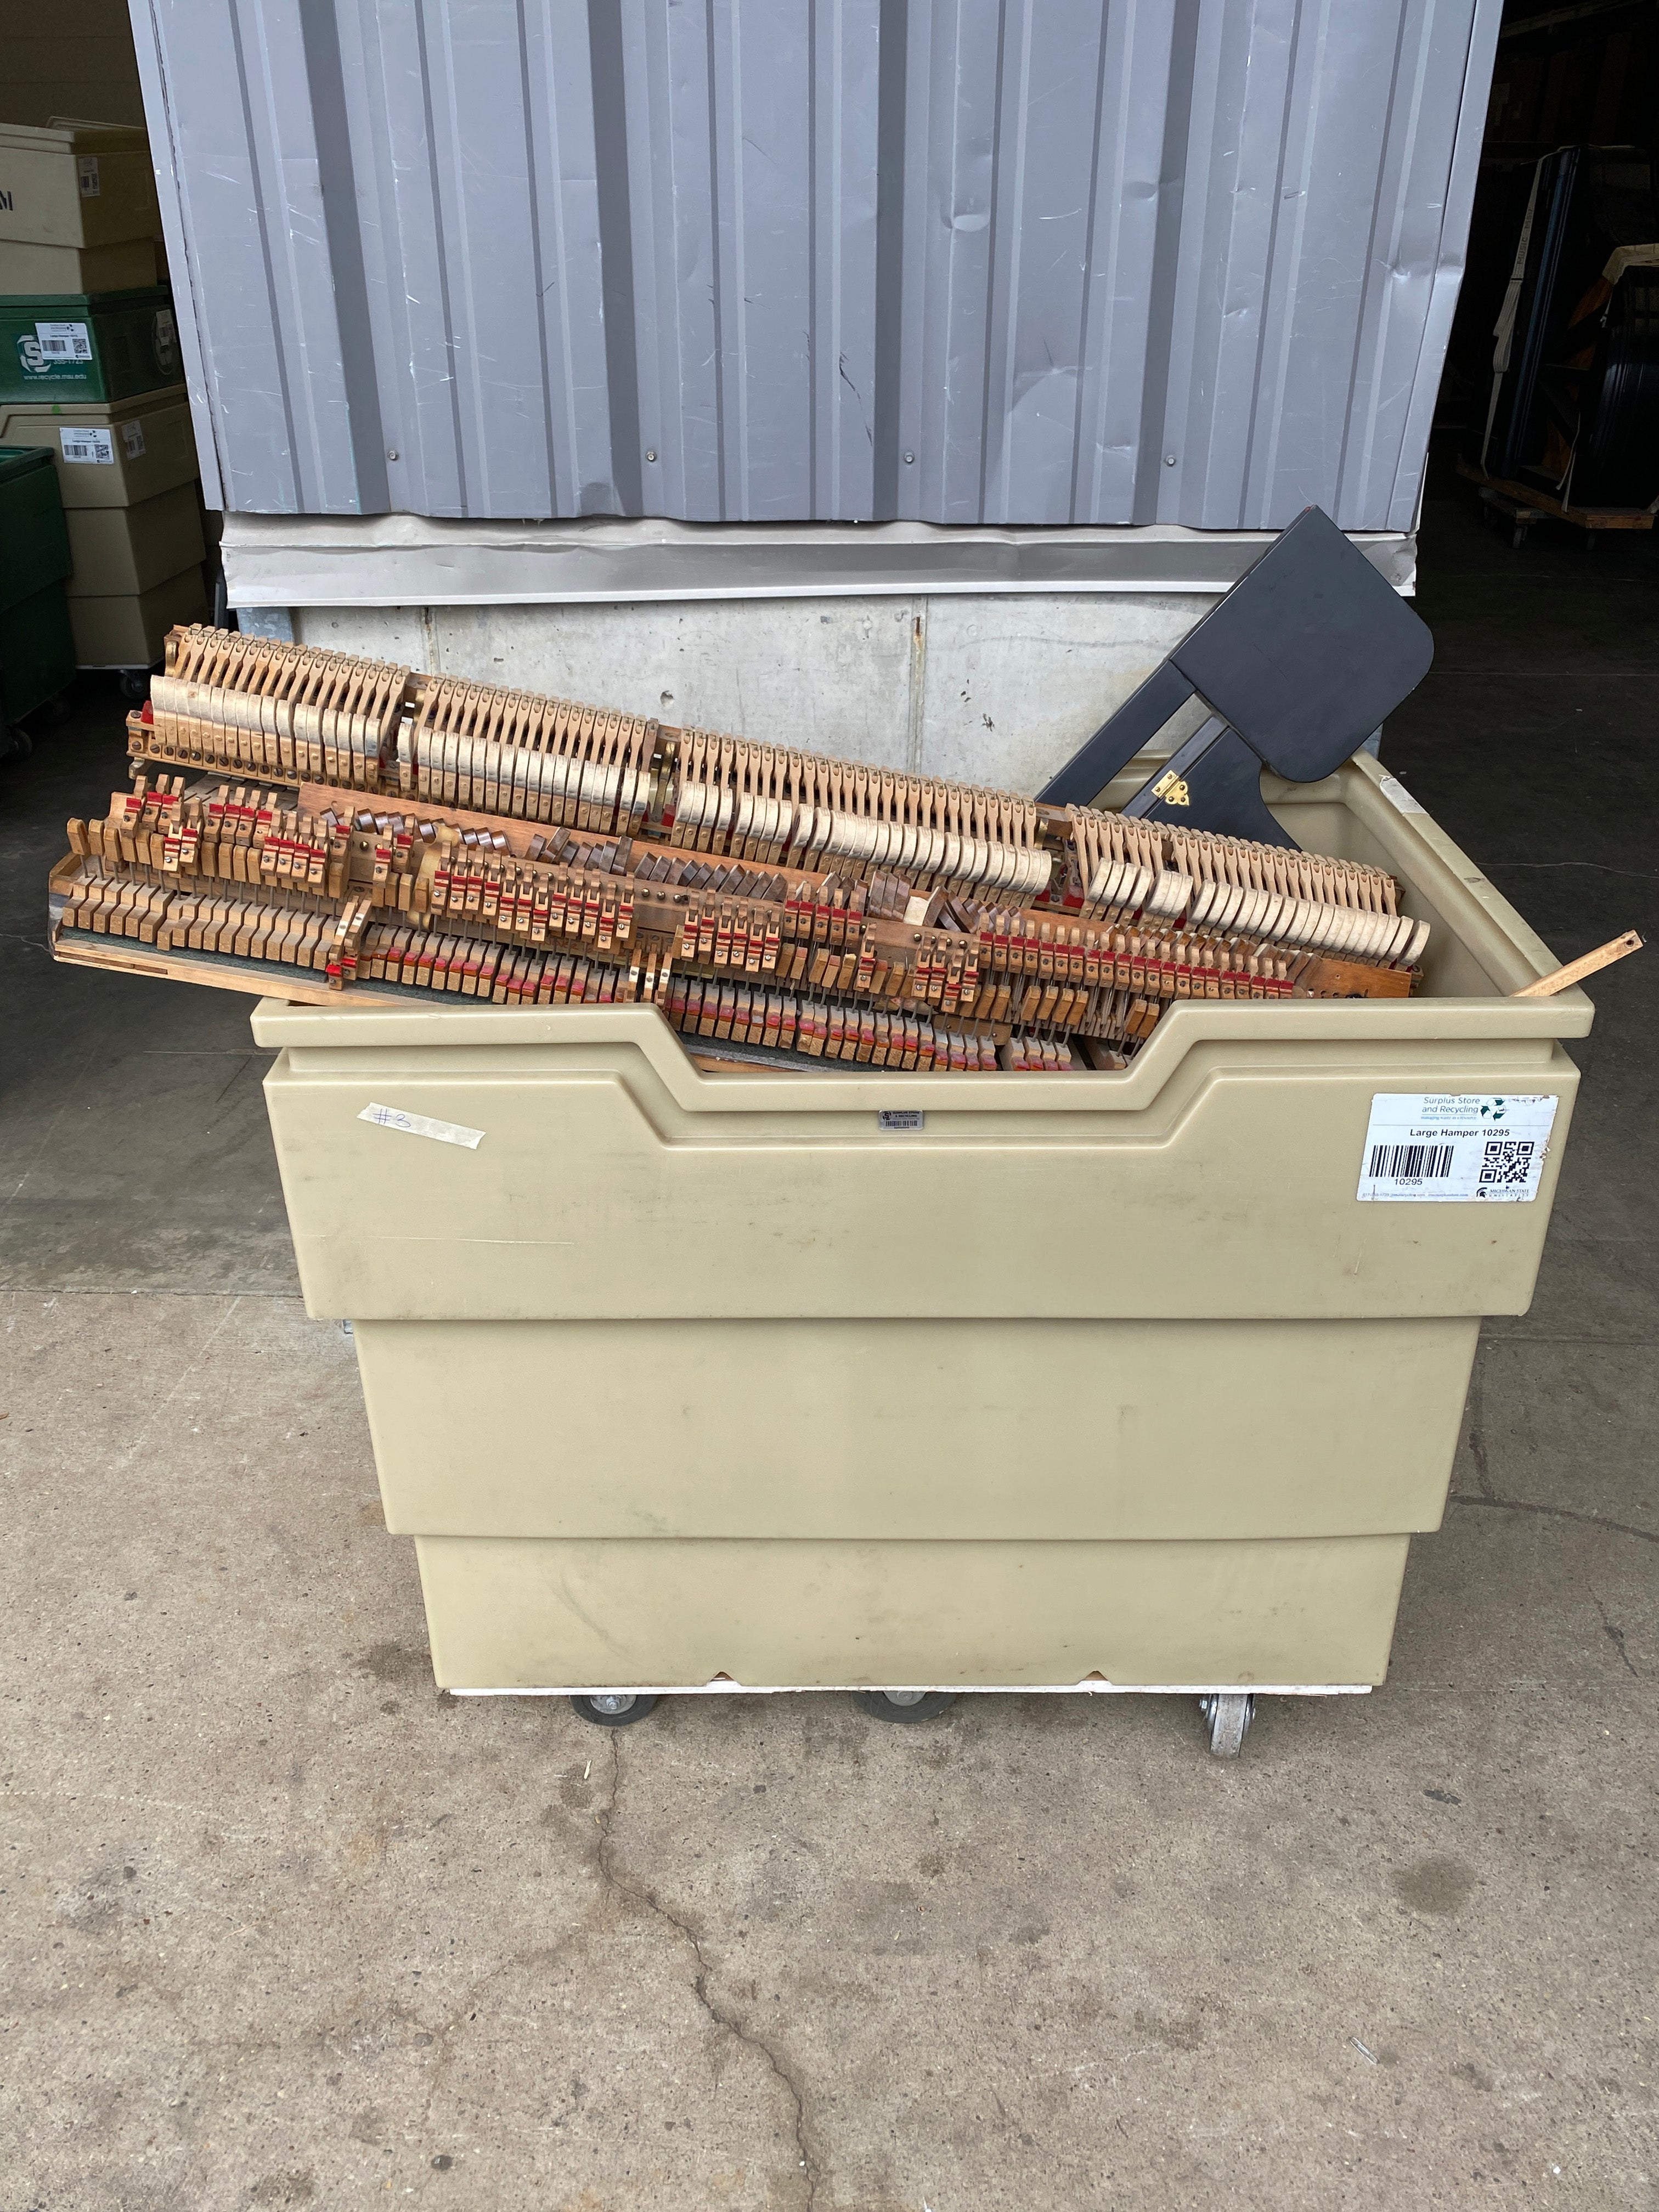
[60,425,115,465]
[120,419,147,458]
[1356,1093,1558,1203]
[359,1102,484,1150]
[34,321,92,363]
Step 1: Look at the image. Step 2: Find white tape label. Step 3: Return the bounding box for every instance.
[1356,1093,1558,1203]
[359,1102,484,1150]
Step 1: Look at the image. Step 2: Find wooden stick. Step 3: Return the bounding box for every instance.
[1513,930,1644,998]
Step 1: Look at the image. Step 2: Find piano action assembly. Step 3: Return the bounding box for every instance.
[50,622,1433,1071]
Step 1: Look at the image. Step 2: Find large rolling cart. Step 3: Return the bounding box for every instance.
[252,752,1591,1758]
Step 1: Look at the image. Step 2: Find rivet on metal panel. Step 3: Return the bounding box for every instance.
[903,452,915,465]
[387,449,399,461]
[646,449,657,463]
[1164,453,1177,466]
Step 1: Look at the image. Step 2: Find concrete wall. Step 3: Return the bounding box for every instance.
[292,592,1219,793]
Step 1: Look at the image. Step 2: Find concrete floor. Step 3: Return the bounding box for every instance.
[2,481,1655,2211]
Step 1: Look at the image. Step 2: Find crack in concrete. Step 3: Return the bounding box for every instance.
[1463,1362,1496,1500]
[1447,1494,1659,1547]
[592,1734,821,2210]
[1591,1589,1641,1678]
[213,1055,256,1104]
[1492,860,1658,879]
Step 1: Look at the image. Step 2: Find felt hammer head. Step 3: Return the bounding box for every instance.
[1170,506,1433,780]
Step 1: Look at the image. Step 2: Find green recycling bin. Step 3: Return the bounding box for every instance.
[0,287,179,403]
[0,444,75,720]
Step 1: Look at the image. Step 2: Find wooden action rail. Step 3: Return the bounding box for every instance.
[63,763,1408,1032]
[53,822,1403,1060]
[50,870,1020,1067]
[73,771,1414,996]
[49,862,1261,1066]
[52,629,1435,1072]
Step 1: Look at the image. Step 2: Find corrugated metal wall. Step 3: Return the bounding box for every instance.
[132,0,1500,531]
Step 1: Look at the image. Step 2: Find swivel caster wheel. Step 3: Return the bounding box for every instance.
[854,1690,957,1723]
[1199,1692,1255,1758]
[570,1692,659,1728]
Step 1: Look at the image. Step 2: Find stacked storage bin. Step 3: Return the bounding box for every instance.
[0,122,206,673]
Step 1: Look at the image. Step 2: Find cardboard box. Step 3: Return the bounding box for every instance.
[0,123,158,250]
[68,560,207,667]
[65,481,204,597]
[0,236,156,294]
[0,385,196,507]
[0,285,178,402]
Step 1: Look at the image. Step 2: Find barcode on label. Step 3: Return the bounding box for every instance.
[1368,1142,1454,1181]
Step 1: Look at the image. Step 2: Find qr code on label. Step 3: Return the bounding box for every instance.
[1479,1138,1536,1188]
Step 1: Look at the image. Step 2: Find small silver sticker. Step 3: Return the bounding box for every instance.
[359,1102,484,1149]
[1377,772,1426,815]
[877,1109,924,1132]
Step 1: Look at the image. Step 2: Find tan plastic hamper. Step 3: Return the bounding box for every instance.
[251,755,1592,1714]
